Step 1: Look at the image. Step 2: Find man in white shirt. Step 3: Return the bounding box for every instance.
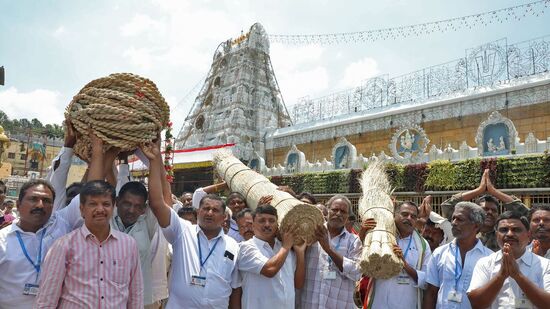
[424,202,493,309]
[298,194,362,309]
[0,179,82,308]
[364,201,432,309]
[238,204,306,309]
[529,205,550,259]
[191,182,247,242]
[141,142,241,309]
[112,181,159,307]
[467,211,550,308]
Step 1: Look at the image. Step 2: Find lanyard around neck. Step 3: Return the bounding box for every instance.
[328,233,344,265]
[198,234,221,270]
[16,228,47,275]
[403,234,413,260]
[454,243,463,289]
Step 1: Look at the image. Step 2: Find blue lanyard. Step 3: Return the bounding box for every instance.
[16,228,47,276]
[454,244,463,289]
[328,234,344,265]
[403,235,413,260]
[198,234,221,269]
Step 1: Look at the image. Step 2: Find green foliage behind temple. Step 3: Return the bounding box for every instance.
[269,154,550,194]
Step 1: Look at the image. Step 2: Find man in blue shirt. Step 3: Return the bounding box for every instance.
[423,201,493,309]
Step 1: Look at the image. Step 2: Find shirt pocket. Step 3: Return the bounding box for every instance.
[108,259,130,286]
[442,264,456,283]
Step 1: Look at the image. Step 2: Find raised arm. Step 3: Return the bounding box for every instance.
[442,170,488,219]
[47,121,76,211]
[158,153,175,207]
[87,133,105,182]
[293,242,307,289]
[486,174,528,216]
[260,229,295,278]
[140,142,171,228]
[192,182,228,209]
[316,224,345,272]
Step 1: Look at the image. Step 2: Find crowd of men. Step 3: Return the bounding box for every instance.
[0,126,549,309]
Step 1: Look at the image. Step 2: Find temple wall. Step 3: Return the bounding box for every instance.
[265,100,550,167]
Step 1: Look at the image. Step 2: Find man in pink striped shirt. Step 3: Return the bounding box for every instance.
[36,180,143,308]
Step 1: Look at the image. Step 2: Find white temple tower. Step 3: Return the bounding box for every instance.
[176,23,291,162]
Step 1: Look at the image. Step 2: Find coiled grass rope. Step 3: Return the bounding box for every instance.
[65,73,170,161]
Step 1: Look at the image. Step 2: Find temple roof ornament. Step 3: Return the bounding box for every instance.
[475,111,519,156]
[389,124,430,163]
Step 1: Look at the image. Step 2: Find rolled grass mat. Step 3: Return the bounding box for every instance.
[213,149,323,244]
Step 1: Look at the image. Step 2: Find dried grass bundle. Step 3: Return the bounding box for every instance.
[358,160,403,279]
[213,149,323,244]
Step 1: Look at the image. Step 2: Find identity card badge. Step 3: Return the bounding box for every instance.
[323,268,337,280]
[23,283,39,296]
[396,271,410,285]
[447,290,463,303]
[191,275,207,287]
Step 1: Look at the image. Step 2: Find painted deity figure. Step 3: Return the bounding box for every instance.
[496,136,506,151]
[487,138,497,152]
[339,152,349,169]
[400,130,415,150]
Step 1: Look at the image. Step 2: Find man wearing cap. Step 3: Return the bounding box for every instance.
[416,195,453,252]
[422,211,454,253]
[423,202,493,309]
[441,169,528,251]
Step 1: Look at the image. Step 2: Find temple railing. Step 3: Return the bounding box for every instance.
[289,35,550,124]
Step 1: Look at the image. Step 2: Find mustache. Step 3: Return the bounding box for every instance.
[30,208,46,214]
[503,238,518,243]
[535,227,549,233]
[262,228,273,233]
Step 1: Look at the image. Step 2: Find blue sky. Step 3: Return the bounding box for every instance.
[1,0,549,134]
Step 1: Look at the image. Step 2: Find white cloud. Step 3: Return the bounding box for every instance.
[276,66,330,105]
[120,14,166,37]
[122,47,156,70]
[269,43,330,105]
[53,26,66,38]
[270,43,325,71]
[0,87,66,124]
[339,57,380,88]
[119,1,251,75]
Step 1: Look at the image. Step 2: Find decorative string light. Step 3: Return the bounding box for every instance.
[268,0,549,45]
